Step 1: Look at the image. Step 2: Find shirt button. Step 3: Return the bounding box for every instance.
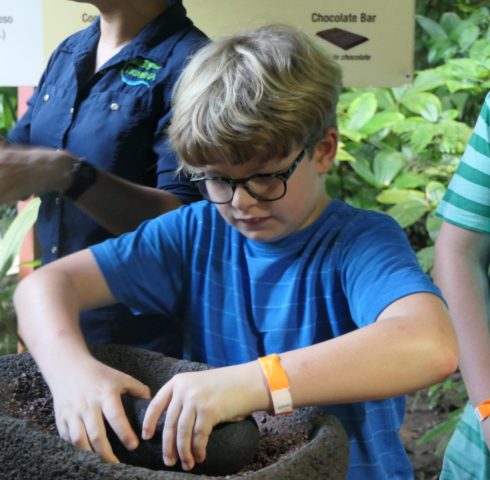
[55,196,60,206]
[110,102,119,111]
[70,107,75,114]
[51,246,58,254]
[43,94,50,101]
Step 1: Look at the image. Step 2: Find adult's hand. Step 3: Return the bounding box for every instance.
[0,145,76,203]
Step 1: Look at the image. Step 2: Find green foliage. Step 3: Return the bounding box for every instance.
[0,199,40,354]
[329,3,488,452]
[416,378,467,456]
[331,4,490,273]
[0,87,25,355]
[0,87,17,137]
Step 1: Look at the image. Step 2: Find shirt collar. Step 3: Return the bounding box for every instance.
[61,3,194,67]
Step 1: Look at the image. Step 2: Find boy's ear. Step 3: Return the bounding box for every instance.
[313,128,338,174]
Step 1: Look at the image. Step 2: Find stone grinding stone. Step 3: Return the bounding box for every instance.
[0,344,349,479]
[107,395,260,475]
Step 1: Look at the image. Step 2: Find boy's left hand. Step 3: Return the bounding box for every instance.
[141,363,268,471]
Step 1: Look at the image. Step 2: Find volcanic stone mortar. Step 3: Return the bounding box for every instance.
[0,344,349,479]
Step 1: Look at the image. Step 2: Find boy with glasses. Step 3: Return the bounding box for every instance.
[14,24,457,479]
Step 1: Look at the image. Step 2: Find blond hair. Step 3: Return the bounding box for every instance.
[169,24,342,173]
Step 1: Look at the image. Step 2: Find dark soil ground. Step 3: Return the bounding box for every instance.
[402,373,466,480]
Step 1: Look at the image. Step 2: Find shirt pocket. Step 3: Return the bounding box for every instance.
[88,90,151,133]
[30,83,72,147]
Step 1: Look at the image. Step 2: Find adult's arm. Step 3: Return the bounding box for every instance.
[0,144,183,235]
[434,220,490,445]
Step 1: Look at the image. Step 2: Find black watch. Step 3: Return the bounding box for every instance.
[63,160,97,201]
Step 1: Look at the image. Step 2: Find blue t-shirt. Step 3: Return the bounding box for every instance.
[8,4,207,354]
[91,199,440,479]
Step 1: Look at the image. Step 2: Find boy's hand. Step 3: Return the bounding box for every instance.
[142,363,268,472]
[49,358,151,463]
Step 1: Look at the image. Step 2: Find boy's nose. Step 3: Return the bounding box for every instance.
[231,184,258,210]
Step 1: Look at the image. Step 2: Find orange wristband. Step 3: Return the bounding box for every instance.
[475,399,490,423]
[258,353,293,415]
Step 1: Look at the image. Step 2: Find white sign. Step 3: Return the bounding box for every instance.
[187,0,415,87]
[0,0,415,87]
[0,0,44,86]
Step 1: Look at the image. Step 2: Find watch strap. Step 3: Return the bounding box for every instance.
[63,160,97,201]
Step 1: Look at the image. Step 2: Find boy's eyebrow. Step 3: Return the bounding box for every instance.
[202,156,295,178]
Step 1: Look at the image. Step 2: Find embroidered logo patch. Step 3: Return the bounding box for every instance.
[120,58,161,88]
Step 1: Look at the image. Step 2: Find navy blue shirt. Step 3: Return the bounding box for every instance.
[8,4,207,355]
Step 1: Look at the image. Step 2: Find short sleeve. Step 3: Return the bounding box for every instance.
[90,209,186,316]
[436,92,490,233]
[339,213,441,327]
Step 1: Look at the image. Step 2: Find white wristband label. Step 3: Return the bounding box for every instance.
[271,387,293,415]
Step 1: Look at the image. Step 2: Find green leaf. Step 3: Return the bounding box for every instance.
[359,112,404,136]
[416,246,434,273]
[338,126,365,143]
[377,189,425,205]
[469,39,490,61]
[386,200,429,228]
[426,181,446,206]
[452,21,480,51]
[440,12,462,34]
[393,172,429,189]
[0,198,41,279]
[393,117,437,153]
[412,68,448,92]
[416,15,448,39]
[417,406,464,446]
[346,92,377,131]
[372,151,405,187]
[336,147,356,162]
[426,214,443,243]
[349,158,378,188]
[400,92,442,122]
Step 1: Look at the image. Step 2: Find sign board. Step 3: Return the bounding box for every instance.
[186,0,415,87]
[0,1,44,86]
[0,0,414,87]
[0,0,97,86]
[42,0,98,61]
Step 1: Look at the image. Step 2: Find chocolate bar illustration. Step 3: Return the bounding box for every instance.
[316,28,369,50]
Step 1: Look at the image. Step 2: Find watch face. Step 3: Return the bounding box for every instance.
[64,161,97,201]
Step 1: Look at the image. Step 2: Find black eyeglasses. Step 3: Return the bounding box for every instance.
[191,148,306,204]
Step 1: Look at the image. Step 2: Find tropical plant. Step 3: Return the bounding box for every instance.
[0,198,40,354]
[327,3,490,454]
[330,4,490,276]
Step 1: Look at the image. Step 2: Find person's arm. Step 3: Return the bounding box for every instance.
[142,291,457,471]
[433,221,490,445]
[14,249,151,462]
[0,145,183,234]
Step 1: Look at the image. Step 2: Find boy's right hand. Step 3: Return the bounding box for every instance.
[48,357,151,463]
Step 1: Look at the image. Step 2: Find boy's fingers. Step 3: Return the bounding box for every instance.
[102,396,139,451]
[176,406,197,471]
[84,409,119,463]
[142,385,172,440]
[192,414,212,464]
[161,399,182,467]
[56,417,70,442]
[66,415,92,451]
[124,379,151,400]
